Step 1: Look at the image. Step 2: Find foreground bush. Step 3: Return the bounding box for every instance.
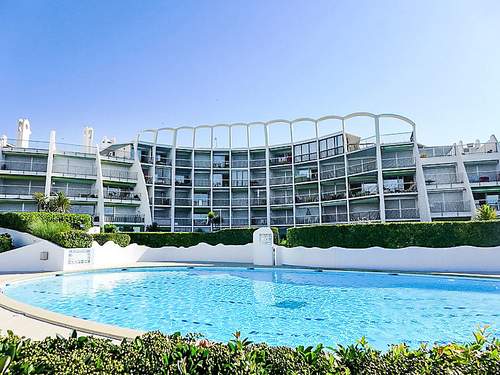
[0,233,12,252]
[0,212,92,233]
[0,329,498,374]
[93,233,131,247]
[52,230,93,248]
[127,228,279,248]
[287,221,500,248]
[27,220,71,240]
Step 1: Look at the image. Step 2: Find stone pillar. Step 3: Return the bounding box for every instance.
[252,227,275,266]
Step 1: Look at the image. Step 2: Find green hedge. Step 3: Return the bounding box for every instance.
[0,329,499,374]
[52,230,93,248]
[0,212,92,232]
[93,233,131,247]
[0,233,12,252]
[127,228,279,248]
[287,221,500,248]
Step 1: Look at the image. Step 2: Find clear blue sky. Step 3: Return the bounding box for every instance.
[1,0,499,146]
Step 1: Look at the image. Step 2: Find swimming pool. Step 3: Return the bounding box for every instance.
[3,267,500,349]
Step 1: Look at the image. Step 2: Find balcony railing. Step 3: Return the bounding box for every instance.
[0,160,47,173]
[250,197,267,206]
[385,208,419,220]
[381,157,416,169]
[101,169,138,181]
[295,193,319,204]
[321,190,347,201]
[213,160,230,168]
[176,158,192,168]
[251,217,267,225]
[295,215,320,224]
[474,201,500,213]
[269,176,293,185]
[1,139,50,153]
[154,218,171,226]
[231,179,248,187]
[156,156,172,166]
[213,179,230,188]
[424,173,462,186]
[231,218,249,226]
[270,196,293,205]
[193,199,210,207]
[249,159,266,168]
[103,190,140,201]
[0,184,44,197]
[140,155,154,164]
[194,160,211,168]
[250,177,266,186]
[231,160,248,168]
[294,172,318,183]
[348,159,377,175]
[430,201,470,214]
[213,198,230,206]
[155,176,171,185]
[232,198,249,206]
[175,198,192,206]
[174,218,192,226]
[461,142,499,155]
[194,178,211,187]
[175,177,192,186]
[350,210,381,221]
[270,216,294,225]
[320,166,345,180]
[349,185,378,198]
[322,213,348,223]
[55,143,97,156]
[193,218,209,226]
[383,182,417,194]
[52,187,97,199]
[467,171,500,184]
[105,214,144,223]
[52,164,96,177]
[153,197,171,206]
[269,155,292,166]
[420,146,456,158]
[100,149,133,161]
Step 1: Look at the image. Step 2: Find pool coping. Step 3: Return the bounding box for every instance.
[1,262,499,341]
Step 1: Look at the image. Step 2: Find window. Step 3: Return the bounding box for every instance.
[319,135,344,158]
[294,141,318,163]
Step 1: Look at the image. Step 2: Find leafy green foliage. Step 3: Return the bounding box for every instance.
[0,233,12,252]
[476,204,498,221]
[52,230,93,248]
[93,233,131,247]
[103,224,118,233]
[0,329,498,374]
[287,221,500,248]
[31,192,71,213]
[27,220,71,241]
[0,212,92,233]
[127,228,279,248]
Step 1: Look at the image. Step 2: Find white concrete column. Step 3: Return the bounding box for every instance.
[412,130,432,222]
[94,145,106,228]
[456,149,477,217]
[44,130,56,197]
[374,117,386,222]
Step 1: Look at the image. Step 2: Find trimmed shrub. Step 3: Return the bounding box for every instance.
[103,224,118,233]
[93,233,131,247]
[127,228,280,248]
[27,220,71,241]
[287,221,500,248]
[52,230,93,248]
[0,233,12,252]
[0,212,92,232]
[0,329,499,374]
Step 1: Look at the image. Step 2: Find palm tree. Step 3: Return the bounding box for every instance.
[206,210,216,231]
[53,192,71,213]
[476,204,497,221]
[32,192,48,212]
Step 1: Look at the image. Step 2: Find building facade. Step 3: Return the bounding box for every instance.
[1,114,499,233]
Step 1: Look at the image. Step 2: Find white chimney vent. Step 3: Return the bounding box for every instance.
[17,119,31,148]
[83,127,94,153]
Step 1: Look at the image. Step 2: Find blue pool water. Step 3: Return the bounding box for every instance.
[3,267,500,349]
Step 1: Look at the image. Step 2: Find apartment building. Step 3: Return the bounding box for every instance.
[1,114,498,233]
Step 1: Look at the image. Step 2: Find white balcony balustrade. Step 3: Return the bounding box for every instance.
[430,201,470,214]
[350,210,381,221]
[101,169,138,181]
[0,160,47,173]
[269,176,293,185]
[467,171,500,185]
[425,173,463,187]
[381,157,416,169]
[295,215,320,225]
[385,208,419,220]
[270,216,294,225]
[348,158,377,175]
[322,213,348,223]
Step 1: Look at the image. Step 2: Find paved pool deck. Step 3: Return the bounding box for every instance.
[1,263,499,341]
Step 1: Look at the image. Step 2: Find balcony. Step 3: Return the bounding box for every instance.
[249,159,266,168]
[194,178,211,187]
[269,155,292,166]
[175,176,192,186]
[383,182,417,194]
[213,160,230,169]
[322,213,348,223]
[350,210,381,221]
[475,201,500,213]
[52,164,96,177]
[270,196,293,205]
[52,187,97,199]
[0,160,47,174]
[461,142,499,155]
[231,179,248,188]
[103,189,140,202]
[55,143,98,157]
[101,169,137,181]
[193,218,209,226]
[348,159,377,175]
[320,166,345,180]
[232,198,249,207]
[174,218,192,226]
[0,184,43,197]
[425,173,462,187]
[105,214,144,224]
[175,198,192,206]
[176,158,192,168]
[194,160,211,168]
[250,197,267,206]
[250,177,266,187]
[193,198,210,207]
[213,198,230,206]
[430,201,470,215]
[231,160,248,168]
[154,218,171,226]
[385,208,419,220]
[1,139,50,153]
[295,193,319,204]
[419,146,455,158]
[213,179,230,188]
[154,176,171,185]
[153,197,171,206]
[295,215,320,225]
[349,185,378,198]
[294,172,318,183]
[231,218,249,226]
[251,217,267,225]
[140,155,154,164]
[381,157,416,169]
[156,156,172,166]
[468,171,500,185]
[269,176,293,185]
[270,216,294,225]
[321,190,347,201]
